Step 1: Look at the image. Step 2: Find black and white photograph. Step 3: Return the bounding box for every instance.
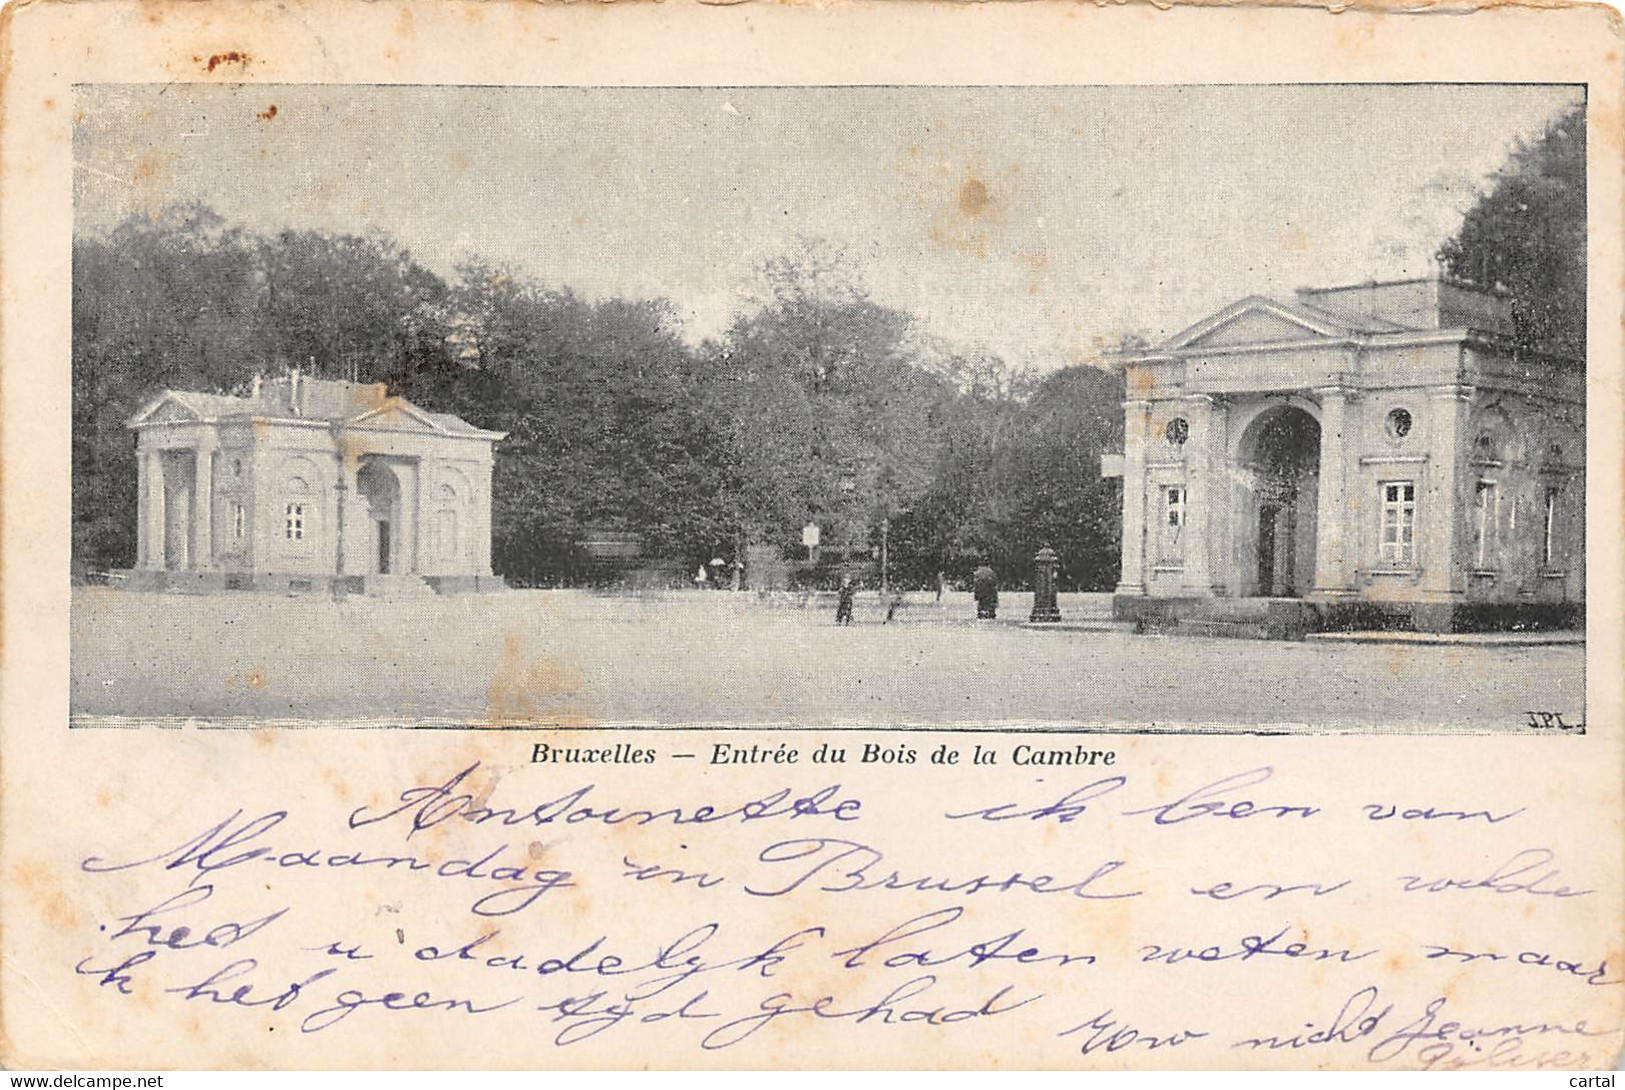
[70,82,1587,732]
[6,1,1621,1076]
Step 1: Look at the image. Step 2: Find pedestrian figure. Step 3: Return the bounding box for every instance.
[935,570,947,603]
[885,589,904,624]
[835,575,856,625]
[973,565,999,620]
[694,564,708,589]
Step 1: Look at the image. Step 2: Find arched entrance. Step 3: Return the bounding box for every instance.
[356,461,402,575]
[1237,405,1320,597]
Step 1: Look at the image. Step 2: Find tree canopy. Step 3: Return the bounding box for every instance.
[1441,106,1586,359]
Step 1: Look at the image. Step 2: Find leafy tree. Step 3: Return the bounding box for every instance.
[712,244,945,566]
[402,272,741,583]
[1441,105,1585,359]
[259,229,453,383]
[889,361,1123,590]
[994,365,1125,590]
[883,349,1030,586]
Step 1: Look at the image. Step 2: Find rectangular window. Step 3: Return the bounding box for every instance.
[1159,485,1186,561]
[1379,481,1415,567]
[1473,480,1499,569]
[1544,488,1561,568]
[233,503,245,540]
[284,503,304,541]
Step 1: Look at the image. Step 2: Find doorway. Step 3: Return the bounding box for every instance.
[1257,504,1278,594]
[1255,502,1299,597]
[1237,405,1320,597]
[356,462,403,576]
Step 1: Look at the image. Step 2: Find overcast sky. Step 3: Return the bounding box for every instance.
[75,83,1582,370]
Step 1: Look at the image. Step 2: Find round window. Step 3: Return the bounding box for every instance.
[1165,417,1189,445]
[1385,408,1413,439]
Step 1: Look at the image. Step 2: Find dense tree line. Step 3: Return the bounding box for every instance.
[72,207,1126,589]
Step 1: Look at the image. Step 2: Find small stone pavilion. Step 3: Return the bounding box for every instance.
[1107,274,1585,634]
[125,371,506,594]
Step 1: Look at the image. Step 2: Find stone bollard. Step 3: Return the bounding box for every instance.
[973,565,999,620]
[1030,546,1062,623]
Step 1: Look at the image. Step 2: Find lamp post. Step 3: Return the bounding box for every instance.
[839,470,857,577]
[881,517,890,598]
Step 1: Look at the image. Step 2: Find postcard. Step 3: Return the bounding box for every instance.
[1,0,1620,1070]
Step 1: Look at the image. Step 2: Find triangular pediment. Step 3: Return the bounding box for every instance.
[147,400,202,424]
[347,400,445,434]
[1164,297,1353,352]
[128,394,202,427]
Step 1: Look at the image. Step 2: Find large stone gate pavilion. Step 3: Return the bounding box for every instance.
[124,371,506,594]
[1107,274,1585,633]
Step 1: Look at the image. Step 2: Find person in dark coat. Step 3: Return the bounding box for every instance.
[835,575,857,625]
[973,565,999,619]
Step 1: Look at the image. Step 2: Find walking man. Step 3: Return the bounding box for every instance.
[835,574,857,625]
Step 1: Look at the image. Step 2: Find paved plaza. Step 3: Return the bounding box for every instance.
[70,587,1586,733]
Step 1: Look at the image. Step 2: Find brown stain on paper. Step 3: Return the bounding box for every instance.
[13,861,81,931]
[227,666,269,692]
[195,51,250,74]
[957,176,990,217]
[927,168,1012,260]
[486,631,595,727]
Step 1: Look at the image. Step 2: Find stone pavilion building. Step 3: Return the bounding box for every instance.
[1107,275,1585,634]
[124,371,506,594]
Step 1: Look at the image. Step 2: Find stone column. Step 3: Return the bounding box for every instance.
[474,460,495,577]
[1116,400,1151,596]
[135,441,149,567]
[1311,386,1358,598]
[333,456,349,576]
[145,446,166,570]
[1422,384,1473,597]
[411,460,429,575]
[193,441,215,570]
[251,446,274,575]
[340,453,369,577]
[1181,395,1226,596]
